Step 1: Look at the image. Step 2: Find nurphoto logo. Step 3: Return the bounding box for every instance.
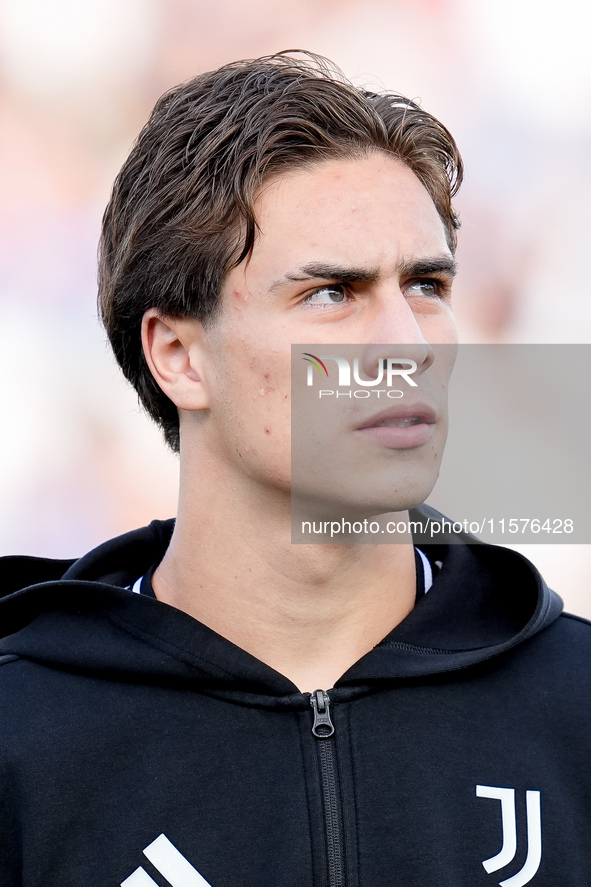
[302,352,418,398]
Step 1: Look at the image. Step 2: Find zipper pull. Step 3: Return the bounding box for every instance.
[310,689,335,738]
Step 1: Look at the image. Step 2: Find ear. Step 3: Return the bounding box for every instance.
[141,309,210,411]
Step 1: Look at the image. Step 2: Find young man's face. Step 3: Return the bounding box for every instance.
[195,151,458,515]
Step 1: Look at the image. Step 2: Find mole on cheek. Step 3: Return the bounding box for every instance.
[232,288,249,304]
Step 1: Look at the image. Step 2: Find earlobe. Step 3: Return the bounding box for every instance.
[141,310,210,411]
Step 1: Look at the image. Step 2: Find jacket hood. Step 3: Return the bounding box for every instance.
[0,507,563,700]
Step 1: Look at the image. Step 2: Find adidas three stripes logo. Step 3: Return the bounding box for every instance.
[121,834,213,887]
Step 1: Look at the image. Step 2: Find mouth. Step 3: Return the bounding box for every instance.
[365,416,424,429]
[355,404,438,449]
[357,402,437,430]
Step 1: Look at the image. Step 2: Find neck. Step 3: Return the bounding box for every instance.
[153,448,417,693]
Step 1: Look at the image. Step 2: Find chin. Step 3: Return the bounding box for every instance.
[333,477,438,515]
[292,485,437,526]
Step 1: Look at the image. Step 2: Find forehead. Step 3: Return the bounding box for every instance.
[244,153,451,279]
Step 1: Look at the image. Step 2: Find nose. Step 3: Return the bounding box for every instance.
[360,294,435,379]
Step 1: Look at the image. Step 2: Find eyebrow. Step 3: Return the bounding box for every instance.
[268,262,379,292]
[268,256,457,292]
[398,256,457,279]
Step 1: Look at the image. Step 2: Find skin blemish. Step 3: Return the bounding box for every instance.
[259,388,265,396]
[265,428,271,434]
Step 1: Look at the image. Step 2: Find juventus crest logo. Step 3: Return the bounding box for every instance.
[476,785,542,886]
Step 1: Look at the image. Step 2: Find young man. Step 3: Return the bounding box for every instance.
[1,52,590,887]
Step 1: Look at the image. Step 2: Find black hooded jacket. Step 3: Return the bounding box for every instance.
[1,507,590,887]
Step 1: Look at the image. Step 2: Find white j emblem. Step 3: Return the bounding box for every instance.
[476,785,542,887]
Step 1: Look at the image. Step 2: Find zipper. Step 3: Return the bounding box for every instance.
[310,689,345,887]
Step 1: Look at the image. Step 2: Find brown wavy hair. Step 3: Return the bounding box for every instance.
[98,51,463,451]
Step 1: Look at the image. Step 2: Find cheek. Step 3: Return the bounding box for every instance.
[204,306,293,472]
[441,304,458,342]
[211,342,291,457]
[423,310,458,346]
[250,366,289,442]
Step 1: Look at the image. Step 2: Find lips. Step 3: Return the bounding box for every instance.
[355,403,437,449]
[366,416,423,428]
[357,403,437,430]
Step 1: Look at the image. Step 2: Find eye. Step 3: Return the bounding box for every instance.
[302,284,349,307]
[405,278,447,299]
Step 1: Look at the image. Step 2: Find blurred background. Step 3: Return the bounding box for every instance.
[1,0,590,614]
